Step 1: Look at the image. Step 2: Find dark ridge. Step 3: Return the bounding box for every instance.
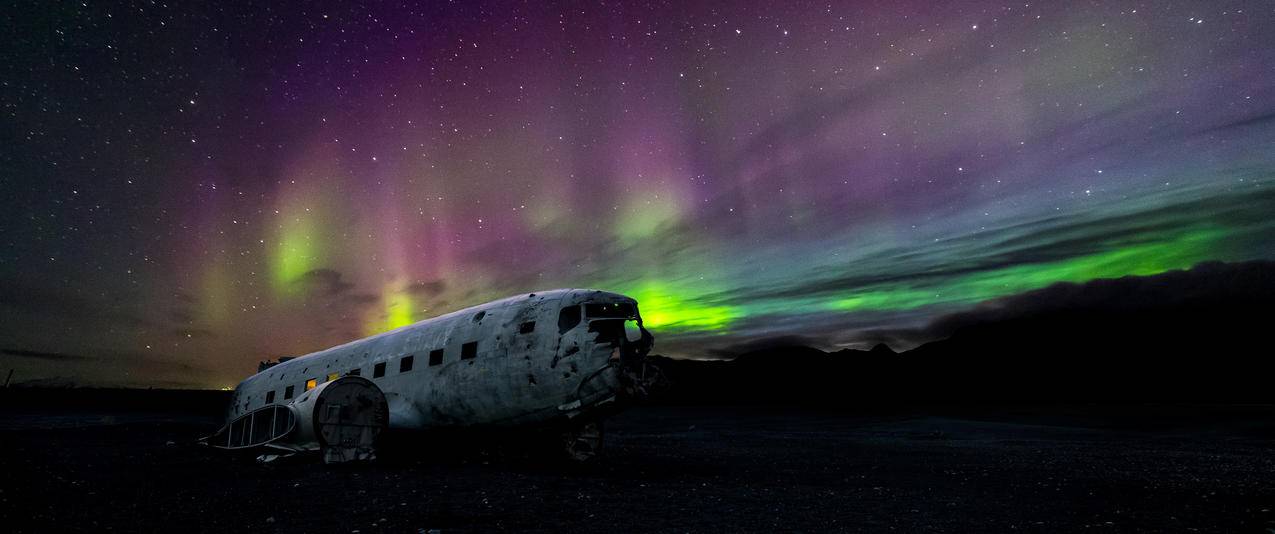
[0,388,231,417]
[650,260,1275,404]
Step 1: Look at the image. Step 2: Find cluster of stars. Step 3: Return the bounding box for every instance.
[1,0,1272,387]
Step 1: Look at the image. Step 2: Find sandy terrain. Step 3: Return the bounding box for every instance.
[3,401,1274,532]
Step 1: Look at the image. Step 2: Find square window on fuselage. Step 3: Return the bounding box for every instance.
[284,385,294,399]
[429,348,444,366]
[461,341,478,360]
[265,391,275,404]
[558,305,581,334]
[400,355,414,373]
[373,362,386,378]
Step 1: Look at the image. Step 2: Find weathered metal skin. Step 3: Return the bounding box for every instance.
[223,289,653,446]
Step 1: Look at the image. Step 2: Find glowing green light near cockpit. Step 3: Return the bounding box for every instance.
[622,281,739,333]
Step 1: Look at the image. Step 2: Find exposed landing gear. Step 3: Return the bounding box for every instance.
[561,420,604,462]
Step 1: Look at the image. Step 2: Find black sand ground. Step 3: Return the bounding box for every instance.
[3,402,1274,533]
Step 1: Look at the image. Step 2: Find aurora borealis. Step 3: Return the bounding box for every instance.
[2,1,1274,388]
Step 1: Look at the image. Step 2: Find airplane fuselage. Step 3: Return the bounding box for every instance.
[226,289,653,435]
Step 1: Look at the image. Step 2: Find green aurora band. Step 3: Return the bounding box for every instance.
[599,180,1273,342]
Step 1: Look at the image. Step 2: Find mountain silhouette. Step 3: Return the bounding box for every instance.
[650,260,1275,403]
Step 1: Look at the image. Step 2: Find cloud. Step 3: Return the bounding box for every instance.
[1200,110,1275,135]
[0,283,148,328]
[3,346,207,372]
[2,348,95,361]
[406,279,446,297]
[171,327,216,339]
[344,293,377,305]
[9,377,80,388]
[168,308,195,324]
[296,268,355,296]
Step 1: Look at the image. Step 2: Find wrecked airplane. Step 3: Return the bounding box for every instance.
[202,289,657,463]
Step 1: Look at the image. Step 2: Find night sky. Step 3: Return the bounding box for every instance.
[2,1,1274,388]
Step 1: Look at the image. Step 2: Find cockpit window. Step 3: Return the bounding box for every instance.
[558,305,581,334]
[585,302,635,319]
[588,318,626,347]
[624,319,642,342]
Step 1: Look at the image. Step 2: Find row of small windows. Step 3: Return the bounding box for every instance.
[239,304,626,414]
[241,340,481,413]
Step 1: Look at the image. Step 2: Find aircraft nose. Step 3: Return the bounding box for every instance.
[615,326,661,398]
[618,325,653,368]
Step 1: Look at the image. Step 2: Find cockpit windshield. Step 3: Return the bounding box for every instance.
[585,302,636,319]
